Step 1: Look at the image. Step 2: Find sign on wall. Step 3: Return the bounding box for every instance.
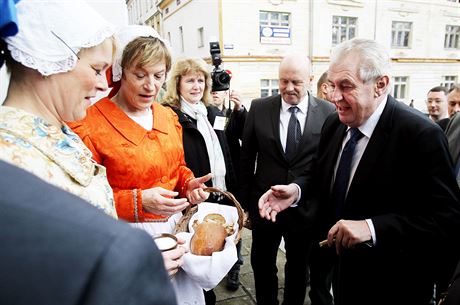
[260,26,291,44]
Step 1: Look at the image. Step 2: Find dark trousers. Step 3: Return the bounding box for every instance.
[309,243,336,305]
[251,213,312,305]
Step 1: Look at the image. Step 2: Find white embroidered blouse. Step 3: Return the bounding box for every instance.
[0,106,117,218]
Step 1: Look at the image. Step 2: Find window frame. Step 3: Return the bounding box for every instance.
[260,79,279,98]
[332,15,357,46]
[197,27,204,48]
[444,25,460,49]
[179,26,184,52]
[391,21,412,48]
[259,11,290,27]
[441,76,458,90]
[392,76,409,100]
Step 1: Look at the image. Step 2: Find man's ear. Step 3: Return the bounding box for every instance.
[374,75,389,97]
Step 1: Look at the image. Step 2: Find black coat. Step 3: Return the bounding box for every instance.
[240,93,335,224]
[222,106,247,178]
[170,105,239,202]
[298,96,460,305]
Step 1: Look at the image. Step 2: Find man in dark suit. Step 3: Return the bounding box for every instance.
[447,84,460,117]
[426,85,450,130]
[446,87,460,177]
[240,53,335,305]
[258,38,460,305]
[0,160,177,305]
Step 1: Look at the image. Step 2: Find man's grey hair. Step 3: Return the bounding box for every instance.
[330,38,392,94]
[448,83,460,94]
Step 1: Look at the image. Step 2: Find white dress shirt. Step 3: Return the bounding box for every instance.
[280,94,309,207]
[333,95,388,245]
[280,94,309,152]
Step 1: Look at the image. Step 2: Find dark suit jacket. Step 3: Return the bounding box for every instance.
[446,112,460,167]
[0,160,177,305]
[240,93,335,227]
[224,107,247,179]
[169,105,238,198]
[442,258,460,305]
[303,96,460,305]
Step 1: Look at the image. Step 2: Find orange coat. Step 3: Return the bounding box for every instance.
[69,97,194,222]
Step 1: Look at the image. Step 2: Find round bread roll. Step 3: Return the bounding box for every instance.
[190,221,227,256]
[203,213,226,226]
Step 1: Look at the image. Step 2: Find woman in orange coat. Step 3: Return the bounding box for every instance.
[71,26,210,220]
[69,26,212,279]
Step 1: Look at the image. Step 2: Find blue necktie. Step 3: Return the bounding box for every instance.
[332,128,364,219]
[285,106,301,161]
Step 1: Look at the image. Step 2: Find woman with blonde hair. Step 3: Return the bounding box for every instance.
[163,57,241,304]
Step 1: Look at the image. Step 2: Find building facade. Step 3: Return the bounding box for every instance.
[128,0,460,112]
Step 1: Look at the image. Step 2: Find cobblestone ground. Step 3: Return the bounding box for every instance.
[215,228,312,305]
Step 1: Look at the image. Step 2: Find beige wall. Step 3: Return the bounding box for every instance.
[130,0,460,111]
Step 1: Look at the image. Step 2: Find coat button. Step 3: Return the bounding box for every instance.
[160,176,168,183]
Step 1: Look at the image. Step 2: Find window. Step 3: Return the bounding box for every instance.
[445,25,460,49]
[441,76,458,90]
[259,11,291,44]
[260,11,290,27]
[332,16,357,45]
[165,7,169,14]
[179,26,184,52]
[176,0,181,5]
[260,79,279,97]
[392,76,408,99]
[197,27,204,48]
[392,21,412,48]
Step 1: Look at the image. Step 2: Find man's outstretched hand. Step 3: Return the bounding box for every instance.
[258,184,299,222]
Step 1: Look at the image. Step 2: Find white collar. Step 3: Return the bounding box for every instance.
[281,92,309,115]
[353,95,388,138]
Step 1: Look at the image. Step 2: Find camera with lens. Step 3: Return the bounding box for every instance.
[210,41,230,92]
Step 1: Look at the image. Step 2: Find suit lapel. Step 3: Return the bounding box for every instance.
[269,96,285,157]
[347,97,395,201]
[290,93,324,163]
[326,123,348,187]
[305,94,325,134]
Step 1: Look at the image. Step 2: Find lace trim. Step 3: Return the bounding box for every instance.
[7,26,114,76]
[9,45,77,76]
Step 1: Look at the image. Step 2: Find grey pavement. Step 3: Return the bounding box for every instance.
[215,228,312,305]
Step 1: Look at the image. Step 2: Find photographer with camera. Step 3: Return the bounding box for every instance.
[211,93,247,293]
[209,42,247,293]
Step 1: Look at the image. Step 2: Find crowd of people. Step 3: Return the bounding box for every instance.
[1,1,460,305]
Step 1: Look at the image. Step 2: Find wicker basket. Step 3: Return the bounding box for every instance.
[173,187,244,244]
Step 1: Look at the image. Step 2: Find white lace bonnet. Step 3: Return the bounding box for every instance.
[4,0,115,76]
[111,24,170,82]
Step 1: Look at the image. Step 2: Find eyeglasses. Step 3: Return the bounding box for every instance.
[51,31,80,60]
